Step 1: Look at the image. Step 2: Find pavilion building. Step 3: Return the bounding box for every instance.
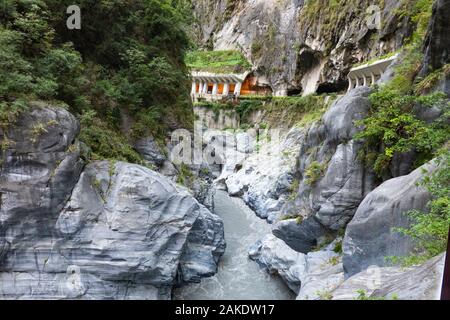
[190,71,272,102]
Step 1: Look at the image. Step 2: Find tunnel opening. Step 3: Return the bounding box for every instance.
[241,72,273,96]
[316,80,348,95]
[287,88,302,96]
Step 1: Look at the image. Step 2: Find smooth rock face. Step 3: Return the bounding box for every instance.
[322,87,372,143]
[0,103,83,219]
[249,234,306,293]
[0,161,225,299]
[179,206,226,283]
[274,87,378,252]
[249,234,344,299]
[343,161,437,277]
[0,104,225,300]
[272,217,329,253]
[332,254,445,300]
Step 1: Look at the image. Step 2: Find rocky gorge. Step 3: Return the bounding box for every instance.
[0,0,449,301]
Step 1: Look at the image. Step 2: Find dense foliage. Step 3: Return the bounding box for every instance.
[0,0,194,162]
[356,90,449,176]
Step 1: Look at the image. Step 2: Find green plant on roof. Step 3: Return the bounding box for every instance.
[352,51,400,68]
[185,50,252,74]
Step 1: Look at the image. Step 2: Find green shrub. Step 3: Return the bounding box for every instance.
[79,109,144,164]
[236,99,264,124]
[355,89,449,177]
[304,161,327,185]
[177,163,195,187]
[414,64,450,95]
[333,240,343,254]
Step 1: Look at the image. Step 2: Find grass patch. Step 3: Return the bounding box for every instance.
[304,161,328,185]
[315,290,333,300]
[355,289,398,300]
[328,256,340,266]
[176,163,195,187]
[185,50,252,74]
[352,51,400,68]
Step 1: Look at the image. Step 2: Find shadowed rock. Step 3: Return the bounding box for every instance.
[343,160,437,277]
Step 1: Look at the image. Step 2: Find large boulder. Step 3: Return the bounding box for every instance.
[322,87,372,143]
[179,205,226,283]
[343,160,437,277]
[0,161,225,299]
[272,217,330,253]
[249,234,344,299]
[0,104,225,299]
[249,234,306,293]
[332,254,445,300]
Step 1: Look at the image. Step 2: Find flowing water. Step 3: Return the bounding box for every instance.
[173,190,295,300]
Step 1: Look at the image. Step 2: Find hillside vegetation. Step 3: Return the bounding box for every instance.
[0,0,194,162]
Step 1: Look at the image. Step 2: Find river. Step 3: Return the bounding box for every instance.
[173,190,295,300]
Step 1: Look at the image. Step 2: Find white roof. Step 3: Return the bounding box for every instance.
[191,71,250,83]
[348,53,399,78]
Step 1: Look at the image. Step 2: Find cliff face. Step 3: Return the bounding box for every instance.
[0,104,225,300]
[192,0,413,95]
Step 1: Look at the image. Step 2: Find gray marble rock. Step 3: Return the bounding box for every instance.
[249,234,344,298]
[274,87,378,251]
[332,254,445,300]
[249,234,306,293]
[0,103,225,299]
[343,160,437,277]
[222,127,305,223]
[0,102,84,246]
[0,161,225,299]
[272,217,329,253]
[421,0,450,75]
[322,86,372,143]
[179,205,226,283]
[135,136,167,166]
[193,0,412,95]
